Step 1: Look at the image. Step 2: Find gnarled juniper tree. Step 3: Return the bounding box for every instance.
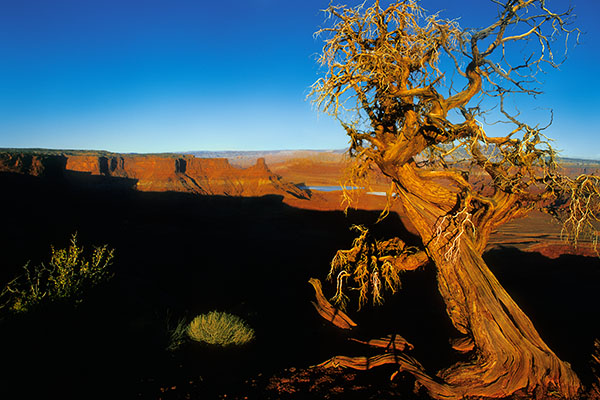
[310,1,599,398]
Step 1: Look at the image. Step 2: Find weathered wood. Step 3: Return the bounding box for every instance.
[395,173,582,399]
[449,336,474,354]
[308,278,357,330]
[318,162,582,399]
[318,352,457,398]
[592,339,600,399]
[318,351,422,371]
[350,334,414,352]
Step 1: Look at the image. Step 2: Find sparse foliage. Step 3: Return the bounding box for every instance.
[166,315,188,351]
[0,234,114,313]
[310,1,596,399]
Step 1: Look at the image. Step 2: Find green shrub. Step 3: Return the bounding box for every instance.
[187,311,255,346]
[0,233,114,313]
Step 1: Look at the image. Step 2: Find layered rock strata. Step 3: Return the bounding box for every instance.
[67,155,307,198]
[0,152,66,178]
[67,154,310,198]
[1,152,308,199]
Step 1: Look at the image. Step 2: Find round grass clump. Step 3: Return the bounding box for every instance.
[187,311,255,346]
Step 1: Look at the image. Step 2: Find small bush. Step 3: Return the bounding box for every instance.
[187,311,255,346]
[0,233,114,313]
[166,316,188,351]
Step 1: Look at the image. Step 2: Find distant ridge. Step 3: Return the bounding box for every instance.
[559,157,600,165]
[182,149,348,167]
[0,148,183,158]
[0,150,310,199]
[2,148,598,165]
[183,149,346,157]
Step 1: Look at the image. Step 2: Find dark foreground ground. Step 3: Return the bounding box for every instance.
[0,171,599,399]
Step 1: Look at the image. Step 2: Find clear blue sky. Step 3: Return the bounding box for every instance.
[0,0,598,158]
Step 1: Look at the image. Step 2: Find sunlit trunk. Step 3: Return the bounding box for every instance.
[393,165,581,399]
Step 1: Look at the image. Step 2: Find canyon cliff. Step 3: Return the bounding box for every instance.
[1,151,309,199]
[0,152,67,178]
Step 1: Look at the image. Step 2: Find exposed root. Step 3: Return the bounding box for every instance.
[317,352,457,398]
[309,278,357,330]
[350,334,414,352]
[318,352,416,371]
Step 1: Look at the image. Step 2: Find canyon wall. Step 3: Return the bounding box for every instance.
[66,154,309,198]
[1,152,309,199]
[0,152,67,178]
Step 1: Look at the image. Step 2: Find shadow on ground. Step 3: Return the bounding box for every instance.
[0,171,598,399]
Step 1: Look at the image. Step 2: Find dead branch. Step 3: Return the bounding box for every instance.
[309,277,357,330]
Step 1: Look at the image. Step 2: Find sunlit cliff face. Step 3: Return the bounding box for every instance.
[0,151,308,200]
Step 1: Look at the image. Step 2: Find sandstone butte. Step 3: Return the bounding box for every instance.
[0,151,391,211]
[0,151,310,200]
[0,152,67,178]
[65,153,311,199]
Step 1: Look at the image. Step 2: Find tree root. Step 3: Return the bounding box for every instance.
[308,278,357,329]
[317,352,457,399]
[309,274,581,399]
[350,333,414,352]
[309,277,455,397]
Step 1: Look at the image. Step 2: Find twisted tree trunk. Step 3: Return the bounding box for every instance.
[391,163,581,399]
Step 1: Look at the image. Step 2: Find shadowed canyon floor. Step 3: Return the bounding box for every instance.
[0,154,599,399]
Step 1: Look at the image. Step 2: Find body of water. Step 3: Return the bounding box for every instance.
[299,185,388,196]
[298,185,357,192]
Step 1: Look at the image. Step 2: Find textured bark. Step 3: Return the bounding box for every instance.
[390,165,581,399]
[315,161,582,399]
[592,339,600,399]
